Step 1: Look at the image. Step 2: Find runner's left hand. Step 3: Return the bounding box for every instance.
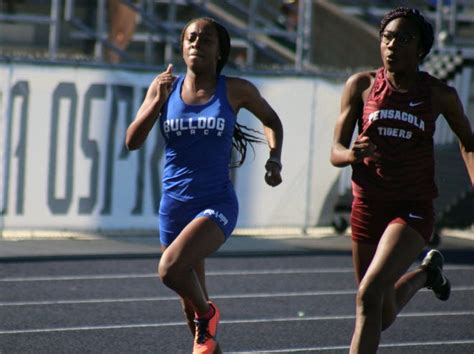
[264,160,282,187]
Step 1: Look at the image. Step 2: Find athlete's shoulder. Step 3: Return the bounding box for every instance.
[224,76,256,91]
[347,70,376,87]
[420,72,457,99]
[344,70,377,97]
[225,76,260,101]
[347,69,377,82]
[428,77,456,95]
[433,81,460,112]
[417,72,460,115]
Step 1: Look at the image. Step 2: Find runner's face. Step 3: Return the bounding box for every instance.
[380,17,422,73]
[182,20,220,73]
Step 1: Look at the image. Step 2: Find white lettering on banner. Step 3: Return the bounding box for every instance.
[1,81,29,215]
[1,78,165,218]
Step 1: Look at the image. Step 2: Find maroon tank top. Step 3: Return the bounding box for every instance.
[352,67,439,200]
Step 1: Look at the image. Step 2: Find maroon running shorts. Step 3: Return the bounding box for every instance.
[350,197,434,244]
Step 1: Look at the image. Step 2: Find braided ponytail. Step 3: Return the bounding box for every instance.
[231,122,265,167]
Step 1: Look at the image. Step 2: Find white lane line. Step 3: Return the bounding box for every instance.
[0,268,354,282]
[1,265,473,282]
[229,346,350,353]
[1,287,473,307]
[0,290,356,306]
[227,339,474,353]
[380,339,474,348]
[0,311,473,335]
[0,274,156,282]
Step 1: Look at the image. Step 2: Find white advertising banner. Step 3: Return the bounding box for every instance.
[0,63,344,233]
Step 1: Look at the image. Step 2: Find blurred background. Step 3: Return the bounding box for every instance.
[0,0,473,240]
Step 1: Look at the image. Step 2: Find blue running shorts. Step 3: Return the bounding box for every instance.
[158,191,239,247]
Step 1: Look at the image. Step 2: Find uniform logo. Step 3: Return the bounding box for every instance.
[163,116,225,137]
[377,127,412,139]
[203,209,229,225]
[408,213,423,220]
[368,109,425,131]
[409,101,423,107]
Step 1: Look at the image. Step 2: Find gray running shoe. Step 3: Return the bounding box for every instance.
[421,249,451,301]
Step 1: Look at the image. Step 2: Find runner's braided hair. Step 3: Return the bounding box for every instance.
[379,7,434,61]
[181,17,265,167]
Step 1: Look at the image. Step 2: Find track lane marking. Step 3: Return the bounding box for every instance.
[1,265,473,282]
[1,310,473,335]
[1,287,474,307]
[226,339,474,353]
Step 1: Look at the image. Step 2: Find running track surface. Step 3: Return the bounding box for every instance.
[1,245,473,353]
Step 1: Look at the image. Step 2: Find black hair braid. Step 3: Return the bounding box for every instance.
[231,122,266,167]
[379,7,434,60]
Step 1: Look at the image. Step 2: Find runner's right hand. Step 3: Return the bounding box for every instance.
[154,64,176,101]
[351,134,377,163]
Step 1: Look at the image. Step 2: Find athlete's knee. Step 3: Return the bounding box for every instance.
[158,253,185,286]
[358,280,397,330]
[356,280,384,315]
[157,258,170,284]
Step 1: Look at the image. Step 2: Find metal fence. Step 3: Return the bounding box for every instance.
[0,0,314,72]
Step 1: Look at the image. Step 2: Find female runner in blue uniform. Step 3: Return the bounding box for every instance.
[330,7,474,354]
[126,17,283,354]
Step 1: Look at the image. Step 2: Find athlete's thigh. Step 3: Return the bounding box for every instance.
[363,223,426,288]
[352,241,378,285]
[159,191,238,248]
[163,216,225,270]
[351,197,391,245]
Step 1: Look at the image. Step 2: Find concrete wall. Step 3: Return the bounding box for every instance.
[0,63,346,234]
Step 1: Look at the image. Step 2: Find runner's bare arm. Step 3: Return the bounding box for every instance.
[330,72,375,167]
[126,64,176,150]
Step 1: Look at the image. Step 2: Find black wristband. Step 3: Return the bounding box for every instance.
[266,157,282,170]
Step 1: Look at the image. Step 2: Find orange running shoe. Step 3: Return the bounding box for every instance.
[193,302,220,354]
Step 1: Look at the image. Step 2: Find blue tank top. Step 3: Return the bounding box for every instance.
[159,75,237,201]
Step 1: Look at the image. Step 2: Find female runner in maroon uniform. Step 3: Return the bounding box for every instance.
[330,7,474,354]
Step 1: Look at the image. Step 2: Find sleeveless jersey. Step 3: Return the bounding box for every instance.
[159,75,236,202]
[352,67,439,200]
